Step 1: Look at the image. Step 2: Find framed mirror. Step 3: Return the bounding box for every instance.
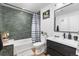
[54,3,79,33]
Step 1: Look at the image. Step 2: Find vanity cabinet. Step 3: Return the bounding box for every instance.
[47,40,77,56]
[0,45,14,56]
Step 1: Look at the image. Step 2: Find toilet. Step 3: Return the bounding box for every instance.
[32,35,47,55]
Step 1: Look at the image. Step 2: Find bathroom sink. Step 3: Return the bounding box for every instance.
[3,39,14,46]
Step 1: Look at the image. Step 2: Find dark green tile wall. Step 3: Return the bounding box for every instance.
[0,6,3,32]
[0,5,32,40]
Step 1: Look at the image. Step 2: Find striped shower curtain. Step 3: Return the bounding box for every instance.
[32,13,41,43]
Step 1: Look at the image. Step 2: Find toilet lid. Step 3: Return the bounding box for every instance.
[33,42,44,47]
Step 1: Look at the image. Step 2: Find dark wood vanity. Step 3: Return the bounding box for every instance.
[0,45,14,56]
[47,40,77,56]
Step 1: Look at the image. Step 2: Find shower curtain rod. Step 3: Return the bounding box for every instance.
[0,3,35,14]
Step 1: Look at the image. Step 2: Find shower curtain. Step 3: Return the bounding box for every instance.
[32,13,41,43]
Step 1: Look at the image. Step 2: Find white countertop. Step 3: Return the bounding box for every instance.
[3,39,14,46]
[47,37,78,48]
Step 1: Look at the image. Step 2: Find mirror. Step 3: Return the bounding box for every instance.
[54,3,79,33]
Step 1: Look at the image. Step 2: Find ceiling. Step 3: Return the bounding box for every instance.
[9,3,51,13]
[56,3,79,16]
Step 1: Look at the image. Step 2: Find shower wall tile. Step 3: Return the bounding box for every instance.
[0,5,32,40]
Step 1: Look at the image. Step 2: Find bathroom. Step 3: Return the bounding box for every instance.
[0,3,79,56]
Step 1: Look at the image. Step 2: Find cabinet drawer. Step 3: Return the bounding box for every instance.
[47,47,62,56]
[55,44,76,56]
[47,40,76,56]
[47,40,60,48]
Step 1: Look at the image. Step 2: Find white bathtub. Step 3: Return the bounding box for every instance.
[14,38,33,56]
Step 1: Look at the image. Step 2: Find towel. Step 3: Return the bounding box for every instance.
[0,33,3,51]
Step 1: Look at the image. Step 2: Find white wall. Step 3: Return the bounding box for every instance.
[40,3,78,38]
[40,4,54,37]
[40,3,66,37]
